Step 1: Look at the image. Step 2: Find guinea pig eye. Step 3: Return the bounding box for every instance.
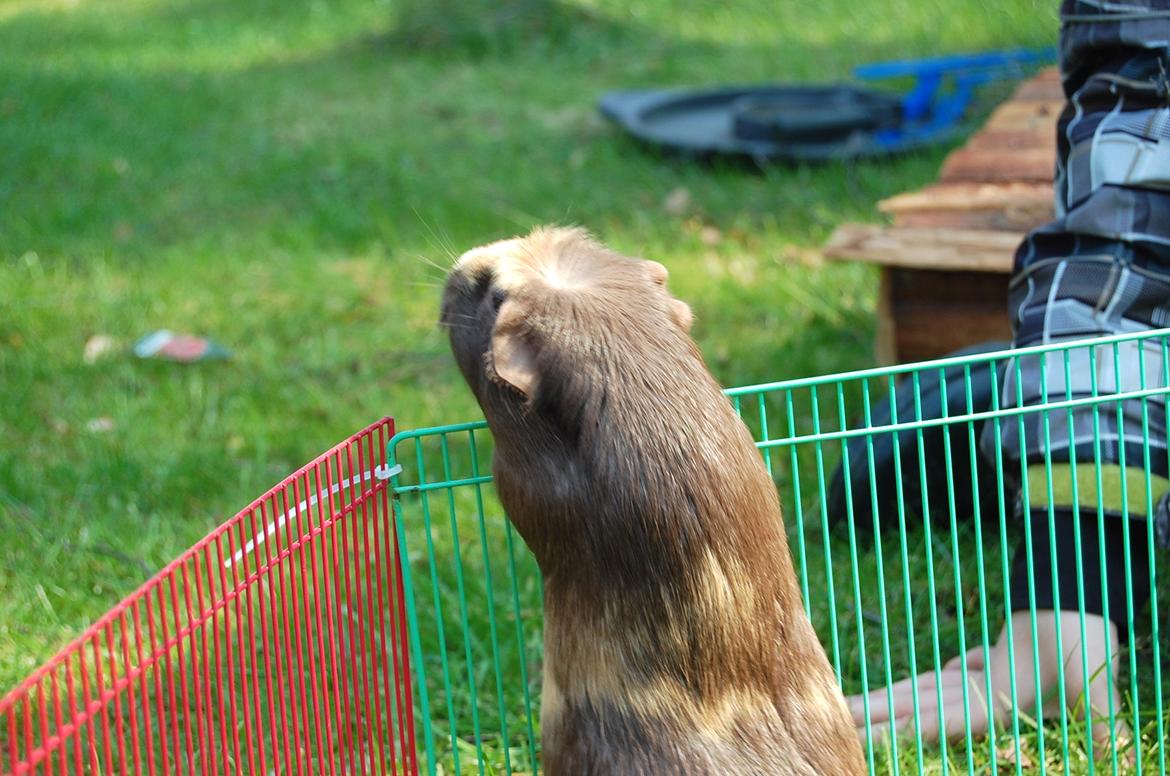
[491,288,507,312]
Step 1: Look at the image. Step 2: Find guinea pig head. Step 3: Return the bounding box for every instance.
[440,227,702,558]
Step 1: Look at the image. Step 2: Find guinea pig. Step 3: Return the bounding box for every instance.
[441,226,866,775]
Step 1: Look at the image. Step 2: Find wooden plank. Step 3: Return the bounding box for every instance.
[888,265,1012,307]
[879,181,1053,230]
[981,100,1063,132]
[965,128,1054,151]
[1011,67,1062,101]
[875,268,897,365]
[823,223,1019,272]
[885,267,1013,361]
[879,182,1052,214]
[939,146,1055,182]
[890,209,1049,230]
[1013,79,1064,102]
[892,304,1014,362]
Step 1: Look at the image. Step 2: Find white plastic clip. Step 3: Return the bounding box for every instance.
[225,464,403,568]
[374,464,403,481]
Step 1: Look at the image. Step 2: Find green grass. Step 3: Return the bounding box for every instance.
[0,0,1085,771]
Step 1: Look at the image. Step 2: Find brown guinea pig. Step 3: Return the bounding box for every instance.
[441,227,866,776]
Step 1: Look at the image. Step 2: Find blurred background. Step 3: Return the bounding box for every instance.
[0,0,1054,689]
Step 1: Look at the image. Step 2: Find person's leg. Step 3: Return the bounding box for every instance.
[853,611,1121,744]
[855,509,1147,745]
[990,0,1170,754]
[1006,509,1152,744]
[850,0,1170,749]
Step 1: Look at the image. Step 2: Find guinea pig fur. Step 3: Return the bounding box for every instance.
[440,226,866,776]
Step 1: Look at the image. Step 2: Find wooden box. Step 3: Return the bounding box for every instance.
[823,68,1063,364]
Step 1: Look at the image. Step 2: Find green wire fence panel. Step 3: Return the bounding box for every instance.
[387,329,1170,776]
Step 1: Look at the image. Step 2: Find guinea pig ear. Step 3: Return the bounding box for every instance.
[642,258,694,332]
[490,307,538,398]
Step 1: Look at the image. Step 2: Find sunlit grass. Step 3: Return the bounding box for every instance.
[0,0,1099,772]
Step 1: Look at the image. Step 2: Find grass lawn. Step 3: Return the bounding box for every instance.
[0,0,1117,772]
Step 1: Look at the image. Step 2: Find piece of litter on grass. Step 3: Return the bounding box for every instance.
[83,334,119,364]
[86,417,115,433]
[662,186,692,216]
[699,225,722,246]
[997,740,1034,769]
[134,330,231,362]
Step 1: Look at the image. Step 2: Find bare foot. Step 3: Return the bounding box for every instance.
[848,610,1129,760]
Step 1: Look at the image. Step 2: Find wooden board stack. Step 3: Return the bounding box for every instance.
[824,67,1063,363]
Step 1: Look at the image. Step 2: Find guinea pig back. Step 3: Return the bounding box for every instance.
[441,226,866,775]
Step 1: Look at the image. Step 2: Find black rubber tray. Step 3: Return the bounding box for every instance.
[598,84,908,163]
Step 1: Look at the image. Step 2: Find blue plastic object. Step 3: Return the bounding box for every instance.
[855,48,1057,151]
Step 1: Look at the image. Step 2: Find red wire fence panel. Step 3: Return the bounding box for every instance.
[0,418,417,776]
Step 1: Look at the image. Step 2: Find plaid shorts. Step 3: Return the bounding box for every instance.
[992,2,1170,538]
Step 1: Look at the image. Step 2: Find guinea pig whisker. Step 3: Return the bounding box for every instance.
[485,194,542,230]
[559,200,577,224]
[437,314,479,331]
[407,251,455,274]
[439,317,480,331]
[410,208,460,263]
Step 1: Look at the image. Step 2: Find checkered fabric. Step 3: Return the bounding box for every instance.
[992,1,1170,524]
